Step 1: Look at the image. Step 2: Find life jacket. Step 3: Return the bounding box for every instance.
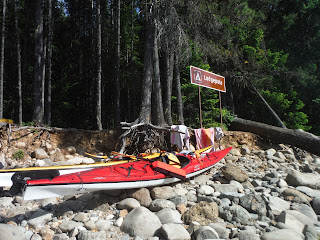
[141,152,181,168]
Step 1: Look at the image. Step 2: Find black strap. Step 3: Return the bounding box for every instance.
[119,164,145,178]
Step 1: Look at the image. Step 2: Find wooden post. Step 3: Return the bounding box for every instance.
[198,86,202,129]
[219,91,223,129]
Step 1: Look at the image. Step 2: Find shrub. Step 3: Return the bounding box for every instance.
[13,149,25,160]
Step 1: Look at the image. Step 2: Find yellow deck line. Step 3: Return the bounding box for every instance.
[0,160,130,173]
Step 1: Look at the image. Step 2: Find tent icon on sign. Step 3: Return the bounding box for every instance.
[194,70,202,84]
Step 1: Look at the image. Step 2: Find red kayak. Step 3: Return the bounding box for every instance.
[22,147,232,200]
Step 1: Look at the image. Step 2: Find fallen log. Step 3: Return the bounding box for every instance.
[231,117,320,156]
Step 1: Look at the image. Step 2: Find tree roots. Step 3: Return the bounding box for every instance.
[118,122,171,154]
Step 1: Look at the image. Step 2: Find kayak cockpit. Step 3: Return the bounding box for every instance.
[176,155,191,168]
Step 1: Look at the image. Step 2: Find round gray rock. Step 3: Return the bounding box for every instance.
[58,220,84,233]
[268,196,290,215]
[281,188,312,202]
[194,226,219,240]
[73,212,89,223]
[186,191,197,202]
[131,188,152,207]
[156,208,183,224]
[84,220,96,230]
[170,194,187,206]
[151,186,177,199]
[160,223,191,240]
[78,231,107,240]
[66,146,77,154]
[239,193,267,215]
[27,209,53,229]
[219,205,251,224]
[286,170,320,189]
[120,206,162,238]
[117,198,141,211]
[222,165,249,182]
[312,197,320,214]
[296,186,320,198]
[197,185,214,195]
[261,229,303,240]
[32,148,49,159]
[0,224,28,240]
[229,148,241,156]
[291,203,318,223]
[208,223,230,239]
[237,231,260,240]
[95,220,112,231]
[149,199,176,211]
[241,146,251,155]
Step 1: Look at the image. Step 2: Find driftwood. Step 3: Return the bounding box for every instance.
[118,122,171,154]
[231,117,320,156]
[11,126,90,132]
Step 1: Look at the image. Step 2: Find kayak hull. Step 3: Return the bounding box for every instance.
[23,147,232,200]
[23,164,216,200]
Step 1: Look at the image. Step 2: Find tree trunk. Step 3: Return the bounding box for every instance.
[96,0,103,130]
[231,117,320,156]
[129,0,136,122]
[21,2,29,114]
[0,0,6,119]
[163,49,174,126]
[174,53,184,125]
[152,26,165,126]
[14,0,22,126]
[45,0,54,126]
[250,83,286,128]
[42,26,47,122]
[114,0,121,126]
[33,0,44,125]
[138,19,154,123]
[227,79,235,115]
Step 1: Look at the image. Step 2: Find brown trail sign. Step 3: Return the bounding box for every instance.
[190,66,226,92]
[190,66,226,129]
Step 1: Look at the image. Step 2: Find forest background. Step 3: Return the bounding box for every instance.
[0,0,319,135]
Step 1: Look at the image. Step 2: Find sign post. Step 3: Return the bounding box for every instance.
[198,86,202,129]
[190,66,226,128]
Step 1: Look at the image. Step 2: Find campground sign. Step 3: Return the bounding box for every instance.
[190,66,226,92]
[190,65,226,129]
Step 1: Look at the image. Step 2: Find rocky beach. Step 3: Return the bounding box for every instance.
[0,129,320,240]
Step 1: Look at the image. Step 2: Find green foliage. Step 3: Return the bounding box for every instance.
[202,107,234,130]
[181,80,233,129]
[261,90,311,131]
[267,51,288,70]
[243,45,256,59]
[249,28,264,48]
[22,121,35,126]
[13,149,24,160]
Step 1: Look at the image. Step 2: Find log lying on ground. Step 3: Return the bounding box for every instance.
[231,117,320,156]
